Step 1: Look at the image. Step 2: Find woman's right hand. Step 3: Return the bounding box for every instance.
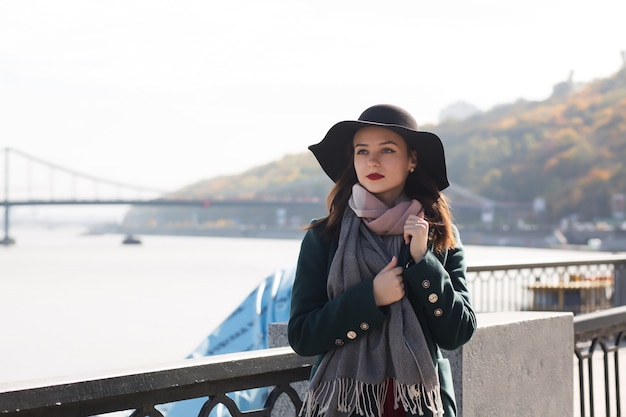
[372,256,405,306]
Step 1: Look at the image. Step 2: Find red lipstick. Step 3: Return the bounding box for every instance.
[367,173,384,180]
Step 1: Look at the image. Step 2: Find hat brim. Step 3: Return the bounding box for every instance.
[309,120,449,191]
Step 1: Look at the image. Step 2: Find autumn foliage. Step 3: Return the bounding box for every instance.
[434,68,626,222]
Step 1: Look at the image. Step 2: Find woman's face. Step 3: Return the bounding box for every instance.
[352,126,417,207]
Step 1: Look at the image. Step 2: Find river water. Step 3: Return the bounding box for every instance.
[0,225,622,385]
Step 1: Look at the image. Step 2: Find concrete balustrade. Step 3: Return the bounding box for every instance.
[270,311,574,417]
[0,311,576,416]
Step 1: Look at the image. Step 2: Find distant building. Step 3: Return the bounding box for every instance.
[439,101,481,122]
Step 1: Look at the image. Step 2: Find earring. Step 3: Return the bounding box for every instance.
[409,167,415,173]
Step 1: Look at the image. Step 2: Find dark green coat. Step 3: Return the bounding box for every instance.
[288,222,476,417]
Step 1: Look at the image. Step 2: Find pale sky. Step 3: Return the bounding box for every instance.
[1,0,625,194]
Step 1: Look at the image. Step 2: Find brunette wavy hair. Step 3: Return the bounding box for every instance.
[306,140,456,253]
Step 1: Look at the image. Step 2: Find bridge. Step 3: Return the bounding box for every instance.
[0,148,324,245]
[1,147,531,245]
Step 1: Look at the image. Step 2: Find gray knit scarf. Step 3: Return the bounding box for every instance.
[301,187,444,417]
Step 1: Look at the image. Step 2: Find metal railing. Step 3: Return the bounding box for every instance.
[1,257,625,417]
[467,257,626,416]
[467,257,626,314]
[0,347,314,417]
[574,305,626,417]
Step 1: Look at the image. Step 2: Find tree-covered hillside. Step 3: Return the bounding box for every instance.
[125,68,626,230]
[171,152,331,200]
[433,68,626,222]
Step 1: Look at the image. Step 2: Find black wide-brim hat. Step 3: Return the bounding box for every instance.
[309,104,449,191]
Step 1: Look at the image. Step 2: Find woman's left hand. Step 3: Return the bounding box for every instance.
[403,211,429,263]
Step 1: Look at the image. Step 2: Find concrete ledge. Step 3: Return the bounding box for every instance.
[443,311,573,417]
[270,311,574,417]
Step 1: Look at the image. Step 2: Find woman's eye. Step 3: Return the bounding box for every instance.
[356,149,368,155]
[382,148,395,153]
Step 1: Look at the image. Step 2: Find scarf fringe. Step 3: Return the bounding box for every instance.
[300,378,445,417]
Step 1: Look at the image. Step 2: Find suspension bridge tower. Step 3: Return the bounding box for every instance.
[2,148,11,245]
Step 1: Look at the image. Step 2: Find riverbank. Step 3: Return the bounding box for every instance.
[88,223,308,240]
[91,222,626,252]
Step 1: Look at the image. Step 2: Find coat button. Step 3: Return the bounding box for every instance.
[434,308,443,317]
[422,280,431,289]
[428,293,439,303]
[335,338,344,346]
[347,331,357,340]
[360,322,369,331]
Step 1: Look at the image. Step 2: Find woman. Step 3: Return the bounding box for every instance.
[288,104,476,417]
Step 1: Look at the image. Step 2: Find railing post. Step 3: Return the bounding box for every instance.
[2,147,10,245]
[612,261,626,306]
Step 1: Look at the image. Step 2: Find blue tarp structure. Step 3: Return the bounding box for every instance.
[162,265,297,416]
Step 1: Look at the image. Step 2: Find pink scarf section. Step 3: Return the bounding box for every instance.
[348,184,422,235]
